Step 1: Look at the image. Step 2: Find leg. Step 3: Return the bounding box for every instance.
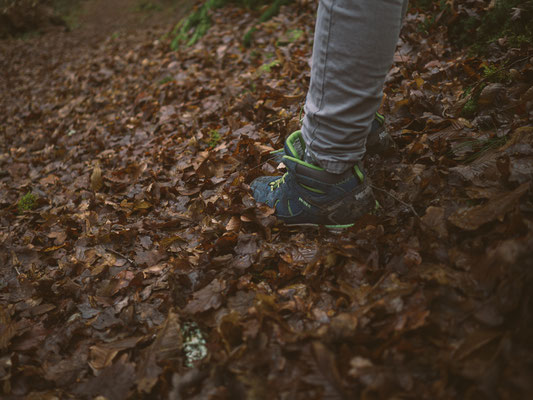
[303,0,408,173]
[251,0,408,228]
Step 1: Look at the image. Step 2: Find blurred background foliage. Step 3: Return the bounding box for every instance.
[411,0,533,54]
[2,0,531,56]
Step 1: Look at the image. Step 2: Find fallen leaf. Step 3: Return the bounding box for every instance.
[137,311,182,393]
[91,162,104,192]
[448,183,529,230]
[421,206,448,237]
[75,354,135,400]
[89,336,144,371]
[183,278,226,314]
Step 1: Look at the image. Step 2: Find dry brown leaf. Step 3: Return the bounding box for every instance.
[183,278,226,314]
[90,162,104,192]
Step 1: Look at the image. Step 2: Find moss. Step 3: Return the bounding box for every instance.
[170,0,226,50]
[17,191,37,213]
[170,0,282,50]
[460,83,487,118]
[507,33,531,47]
[168,0,293,50]
[482,63,511,83]
[461,98,478,118]
[258,59,280,73]
[243,0,291,47]
[276,28,303,46]
[208,129,221,148]
[158,76,173,85]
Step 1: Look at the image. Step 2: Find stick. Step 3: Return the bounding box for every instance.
[106,248,136,266]
[370,184,420,218]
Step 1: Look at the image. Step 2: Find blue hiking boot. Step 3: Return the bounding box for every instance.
[365,112,395,154]
[250,131,375,229]
[270,112,394,164]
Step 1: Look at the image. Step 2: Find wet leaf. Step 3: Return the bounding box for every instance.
[75,354,135,400]
[448,183,529,230]
[183,278,226,314]
[137,311,182,393]
[89,336,144,371]
[421,206,448,238]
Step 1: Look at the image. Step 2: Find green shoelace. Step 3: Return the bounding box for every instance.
[269,172,288,191]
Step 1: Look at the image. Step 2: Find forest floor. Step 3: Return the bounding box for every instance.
[1,0,533,399]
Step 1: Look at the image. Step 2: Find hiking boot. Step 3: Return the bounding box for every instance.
[365,112,396,154]
[270,112,394,164]
[251,131,375,229]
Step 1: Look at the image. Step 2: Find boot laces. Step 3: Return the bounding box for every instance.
[269,173,288,191]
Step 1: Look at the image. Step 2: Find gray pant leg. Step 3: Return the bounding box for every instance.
[302,0,408,174]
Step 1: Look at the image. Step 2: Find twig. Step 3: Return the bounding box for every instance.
[106,248,136,266]
[370,184,420,218]
[249,155,282,172]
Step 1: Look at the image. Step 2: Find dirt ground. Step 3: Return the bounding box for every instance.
[74,0,194,41]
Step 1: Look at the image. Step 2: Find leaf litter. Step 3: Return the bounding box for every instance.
[0,1,532,399]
